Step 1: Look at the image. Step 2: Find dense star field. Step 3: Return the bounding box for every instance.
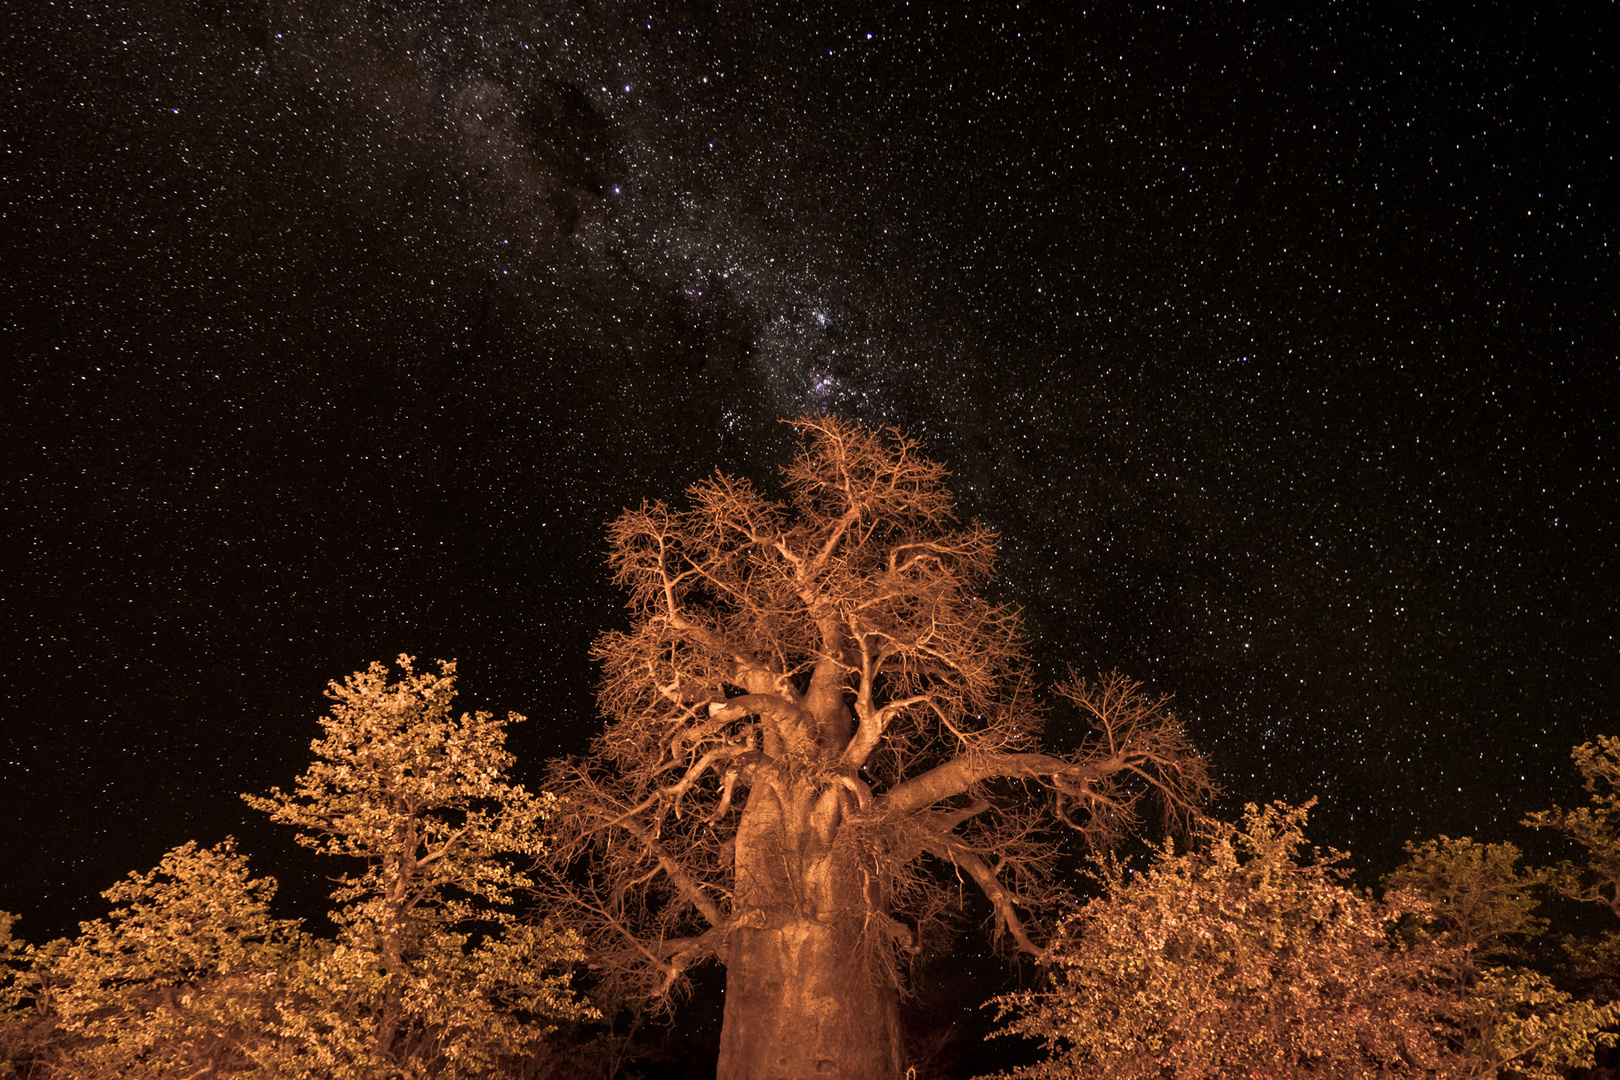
[3,0,1614,980]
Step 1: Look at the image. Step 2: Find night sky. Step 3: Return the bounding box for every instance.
[4,0,1615,963]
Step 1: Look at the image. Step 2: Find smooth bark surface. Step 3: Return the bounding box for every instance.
[544,417,1211,1080]
[720,921,902,1080]
[716,772,903,1079]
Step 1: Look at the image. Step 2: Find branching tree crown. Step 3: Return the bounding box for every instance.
[994,802,1620,1080]
[0,912,30,1017]
[0,662,592,1080]
[1526,735,1620,918]
[244,656,593,1077]
[988,802,1467,1080]
[544,416,1213,1016]
[42,839,303,1079]
[1384,836,1556,960]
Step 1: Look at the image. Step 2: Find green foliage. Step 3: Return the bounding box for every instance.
[1384,836,1554,960]
[988,801,1463,1079]
[242,655,595,1077]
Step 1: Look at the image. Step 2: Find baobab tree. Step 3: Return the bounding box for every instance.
[544,416,1211,1080]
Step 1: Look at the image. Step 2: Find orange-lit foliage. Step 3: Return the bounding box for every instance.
[37,839,302,1080]
[992,800,1620,1080]
[1385,835,1555,960]
[990,802,1463,1080]
[0,660,594,1080]
[243,657,594,1077]
[1527,735,1620,919]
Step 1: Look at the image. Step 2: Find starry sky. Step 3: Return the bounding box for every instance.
[3,0,1616,953]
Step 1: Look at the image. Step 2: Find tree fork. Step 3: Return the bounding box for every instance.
[544,416,1211,1080]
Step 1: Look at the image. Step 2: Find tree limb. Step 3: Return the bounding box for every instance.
[879,752,1077,817]
[617,818,725,929]
[924,835,1041,956]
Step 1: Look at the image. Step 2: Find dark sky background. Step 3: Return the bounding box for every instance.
[3,0,1615,1024]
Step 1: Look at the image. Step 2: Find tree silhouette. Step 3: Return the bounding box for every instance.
[543,416,1211,1080]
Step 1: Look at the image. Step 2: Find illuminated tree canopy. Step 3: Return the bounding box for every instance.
[543,415,1212,1080]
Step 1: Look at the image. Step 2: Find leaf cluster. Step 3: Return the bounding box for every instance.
[2,658,593,1079]
[243,656,555,920]
[1525,734,1620,919]
[993,795,1620,1080]
[990,801,1464,1079]
[1384,836,1556,961]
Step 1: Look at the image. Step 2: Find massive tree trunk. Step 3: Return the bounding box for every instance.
[552,418,1214,1080]
[718,921,902,1080]
[716,770,904,1080]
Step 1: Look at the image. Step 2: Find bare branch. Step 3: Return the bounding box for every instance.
[543,416,1211,1013]
[923,835,1041,956]
[610,818,722,929]
[879,753,1074,817]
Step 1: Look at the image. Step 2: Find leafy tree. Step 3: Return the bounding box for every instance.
[0,909,59,1078]
[42,838,303,1079]
[1526,735,1620,918]
[991,802,1620,1080]
[1524,735,1620,992]
[0,912,28,1016]
[243,656,594,1078]
[1458,966,1620,1080]
[544,416,1211,1080]
[1381,832,1620,1078]
[987,801,1465,1080]
[1384,836,1555,960]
